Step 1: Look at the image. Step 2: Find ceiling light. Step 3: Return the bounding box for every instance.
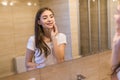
[27,2,32,6]
[1,1,8,6]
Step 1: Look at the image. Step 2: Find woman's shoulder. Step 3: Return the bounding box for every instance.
[56,33,66,38]
[28,35,35,41]
[27,35,35,51]
[56,33,67,45]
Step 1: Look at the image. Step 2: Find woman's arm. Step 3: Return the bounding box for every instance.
[25,49,37,71]
[111,74,118,80]
[52,37,66,63]
[112,38,120,68]
[51,23,66,63]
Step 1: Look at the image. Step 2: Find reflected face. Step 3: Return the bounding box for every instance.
[39,10,55,29]
[116,26,120,33]
[114,14,120,23]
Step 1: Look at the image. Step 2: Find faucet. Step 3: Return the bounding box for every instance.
[77,74,86,80]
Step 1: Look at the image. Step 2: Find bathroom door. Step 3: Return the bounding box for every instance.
[79,0,108,56]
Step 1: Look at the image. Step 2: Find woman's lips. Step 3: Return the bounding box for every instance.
[46,23,53,26]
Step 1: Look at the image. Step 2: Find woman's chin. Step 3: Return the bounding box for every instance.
[47,26,53,29]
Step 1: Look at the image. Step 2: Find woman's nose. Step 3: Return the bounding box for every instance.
[47,17,52,22]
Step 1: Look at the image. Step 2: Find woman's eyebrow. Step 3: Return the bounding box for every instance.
[42,14,54,17]
[42,15,47,17]
[50,14,54,16]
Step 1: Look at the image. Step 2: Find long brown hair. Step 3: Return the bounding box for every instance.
[111,63,120,79]
[34,7,54,57]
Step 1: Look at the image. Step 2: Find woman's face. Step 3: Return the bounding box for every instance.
[39,10,55,29]
[116,26,120,33]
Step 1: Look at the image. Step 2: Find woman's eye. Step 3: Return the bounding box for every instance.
[50,15,53,18]
[50,15,54,18]
[43,17,47,19]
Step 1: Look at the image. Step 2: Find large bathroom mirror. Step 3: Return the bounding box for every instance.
[0,0,117,78]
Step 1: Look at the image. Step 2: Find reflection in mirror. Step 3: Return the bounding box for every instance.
[0,0,118,79]
[79,0,109,57]
[0,0,73,78]
[25,7,68,71]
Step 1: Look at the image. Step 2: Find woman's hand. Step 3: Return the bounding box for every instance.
[51,23,58,38]
[111,74,118,80]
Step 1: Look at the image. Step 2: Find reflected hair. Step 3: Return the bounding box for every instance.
[34,7,54,57]
[111,63,120,79]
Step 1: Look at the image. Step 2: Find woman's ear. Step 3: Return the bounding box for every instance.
[38,20,41,25]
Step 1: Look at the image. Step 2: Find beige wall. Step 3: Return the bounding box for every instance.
[0,0,40,77]
[69,0,80,58]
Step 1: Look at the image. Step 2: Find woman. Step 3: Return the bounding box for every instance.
[25,7,67,71]
[111,5,120,80]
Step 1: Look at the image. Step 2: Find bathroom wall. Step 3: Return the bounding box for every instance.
[69,0,80,59]
[0,0,40,77]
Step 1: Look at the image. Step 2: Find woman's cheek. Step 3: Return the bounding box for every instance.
[117,17,120,24]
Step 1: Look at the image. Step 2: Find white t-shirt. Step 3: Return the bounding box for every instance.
[117,71,120,80]
[27,33,67,68]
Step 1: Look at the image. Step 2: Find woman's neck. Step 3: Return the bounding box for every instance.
[43,29,52,42]
[43,36,51,43]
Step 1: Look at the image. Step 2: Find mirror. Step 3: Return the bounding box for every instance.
[78,0,110,57]
[0,0,117,78]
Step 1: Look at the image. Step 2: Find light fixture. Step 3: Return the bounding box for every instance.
[10,2,14,6]
[33,3,37,6]
[92,0,95,2]
[1,1,8,6]
[27,2,32,6]
[113,0,117,2]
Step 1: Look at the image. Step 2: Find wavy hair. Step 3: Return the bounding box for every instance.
[34,7,54,57]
